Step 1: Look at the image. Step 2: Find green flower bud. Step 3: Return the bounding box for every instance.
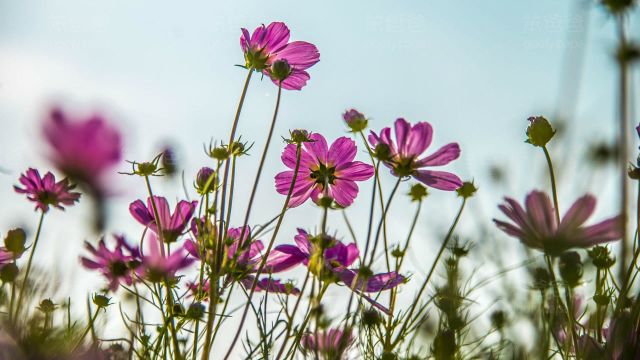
[4,228,26,255]
[136,162,158,176]
[433,329,456,359]
[93,294,112,308]
[361,308,382,327]
[409,183,428,202]
[287,129,313,145]
[342,109,368,132]
[269,60,292,82]
[531,267,551,290]
[373,143,392,162]
[209,146,230,161]
[186,302,205,320]
[491,310,506,329]
[525,116,555,147]
[37,299,56,313]
[559,251,583,287]
[0,263,19,282]
[588,246,616,269]
[456,181,477,198]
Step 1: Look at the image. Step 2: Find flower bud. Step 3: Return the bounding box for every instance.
[287,129,313,144]
[526,116,555,147]
[269,59,292,82]
[456,181,477,198]
[588,246,616,269]
[37,299,56,313]
[186,302,205,320]
[172,303,184,315]
[380,352,398,360]
[0,264,18,282]
[491,310,506,330]
[559,251,583,287]
[432,329,456,359]
[342,109,368,132]
[373,143,392,162]
[229,141,247,156]
[161,147,177,176]
[531,267,551,290]
[93,294,112,308]
[409,183,428,202]
[136,162,158,176]
[601,0,635,15]
[4,228,26,255]
[361,308,382,327]
[196,167,216,194]
[209,146,230,161]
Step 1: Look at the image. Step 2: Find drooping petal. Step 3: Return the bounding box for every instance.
[416,143,460,167]
[413,170,462,191]
[394,118,411,156]
[129,200,154,226]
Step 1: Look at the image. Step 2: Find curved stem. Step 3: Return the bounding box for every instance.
[366,179,401,269]
[542,146,561,225]
[14,210,45,319]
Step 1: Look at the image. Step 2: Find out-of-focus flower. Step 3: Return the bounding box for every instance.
[301,328,354,360]
[275,133,374,208]
[14,168,80,212]
[268,229,404,312]
[129,196,197,243]
[493,191,622,255]
[605,311,640,359]
[196,167,216,194]
[343,109,368,132]
[369,118,462,191]
[43,107,122,197]
[240,21,320,90]
[80,235,140,291]
[137,233,194,282]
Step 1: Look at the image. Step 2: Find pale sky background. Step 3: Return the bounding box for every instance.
[0,0,639,356]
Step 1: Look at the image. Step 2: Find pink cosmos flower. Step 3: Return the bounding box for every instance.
[129,196,197,243]
[187,226,299,295]
[43,107,122,197]
[275,133,374,208]
[493,191,622,255]
[369,118,462,191]
[80,235,140,291]
[241,21,320,90]
[267,229,404,312]
[14,168,81,212]
[301,328,354,360]
[137,233,194,282]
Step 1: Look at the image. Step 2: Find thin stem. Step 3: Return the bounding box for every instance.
[393,197,467,347]
[542,146,561,225]
[144,176,166,256]
[72,307,101,352]
[545,255,575,359]
[14,210,45,319]
[616,15,630,285]
[276,267,311,359]
[223,133,297,360]
[366,179,401,270]
[237,84,284,249]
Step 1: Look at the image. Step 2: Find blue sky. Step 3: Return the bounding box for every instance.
[0,0,637,352]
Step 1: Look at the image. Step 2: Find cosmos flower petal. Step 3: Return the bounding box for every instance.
[404,121,433,158]
[336,161,374,181]
[273,41,320,70]
[413,170,462,191]
[416,143,460,167]
[558,195,596,233]
[328,137,357,165]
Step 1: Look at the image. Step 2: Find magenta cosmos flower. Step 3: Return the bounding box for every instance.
[14,168,81,212]
[185,226,299,295]
[43,107,122,196]
[369,118,462,190]
[137,233,194,282]
[493,191,622,255]
[80,235,140,291]
[241,21,320,90]
[275,133,374,208]
[267,229,404,312]
[301,328,354,360]
[129,196,197,243]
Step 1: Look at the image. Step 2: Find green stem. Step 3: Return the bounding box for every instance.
[72,307,100,352]
[223,133,297,360]
[14,210,45,319]
[393,197,467,348]
[542,146,561,225]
